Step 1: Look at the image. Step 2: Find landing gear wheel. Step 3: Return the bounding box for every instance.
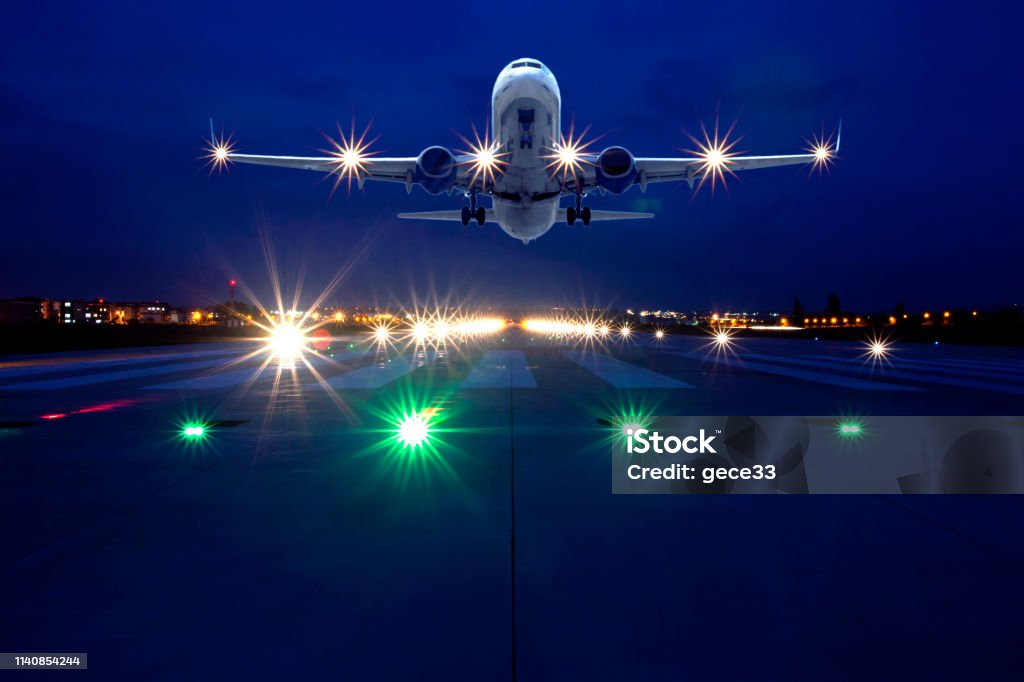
[460,206,471,226]
[475,206,486,226]
[566,206,577,226]
[581,206,592,226]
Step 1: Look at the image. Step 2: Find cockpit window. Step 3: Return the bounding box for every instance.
[510,60,541,69]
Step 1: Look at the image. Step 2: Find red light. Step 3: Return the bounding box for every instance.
[40,413,68,420]
[229,280,237,287]
[312,328,331,351]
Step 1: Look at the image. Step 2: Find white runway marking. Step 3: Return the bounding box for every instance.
[145,366,265,390]
[461,351,536,389]
[806,354,1024,377]
[563,351,693,389]
[737,351,1024,396]
[0,347,248,380]
[0,358,234,390]
[144,351,365,390]
[323,352,437,389]
[678,351,921,391]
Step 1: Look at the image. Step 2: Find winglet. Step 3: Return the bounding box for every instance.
[836,118,842,153]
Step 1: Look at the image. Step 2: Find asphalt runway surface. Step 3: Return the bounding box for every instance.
[2,330,1023,679]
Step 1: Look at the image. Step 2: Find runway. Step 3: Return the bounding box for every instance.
[1,330,1023,679]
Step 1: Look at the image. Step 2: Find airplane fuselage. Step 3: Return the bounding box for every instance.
[489,59,563,243]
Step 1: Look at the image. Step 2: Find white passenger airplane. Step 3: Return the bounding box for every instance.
[211,58,839,244]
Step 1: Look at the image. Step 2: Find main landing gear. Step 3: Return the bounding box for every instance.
[566,194,591,226]
[461,193,486,226]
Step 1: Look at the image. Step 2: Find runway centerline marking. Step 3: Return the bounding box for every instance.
[142,350,365,390]
[730,351,1024,395]
[675,351,921,391]
[462,351,536,389]
[321,351,438,389]
[563,351,693,389]
[0,357,242,390]
[0,346,251,381]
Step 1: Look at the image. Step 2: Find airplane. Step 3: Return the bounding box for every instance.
[209,58,839,244]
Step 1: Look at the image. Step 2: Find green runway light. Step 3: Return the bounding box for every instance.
[183,421,204,438]
[182,423,207,439]
[837,420,864,438]
[396,412,431,448]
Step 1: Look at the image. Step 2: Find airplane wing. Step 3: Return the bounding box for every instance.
[396,209,654,224]
[563,152,824,195]
[228,153,475,192]
[565,124,840,194]
[635,153,818,186]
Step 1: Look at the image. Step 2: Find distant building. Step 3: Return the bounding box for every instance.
[0,297,52,323]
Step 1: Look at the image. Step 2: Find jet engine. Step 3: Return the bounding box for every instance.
[415,146,458,194]
[595,146,638,194]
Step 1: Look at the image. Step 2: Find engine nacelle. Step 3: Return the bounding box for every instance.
[595,146,637,195]
[415,146,457,194]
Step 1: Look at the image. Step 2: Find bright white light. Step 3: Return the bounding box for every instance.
[269,324,307,360]
[688,119,740,193]
[619,325,632,338]
[542,121,597,186]
[862,334,894,366]
[373,326,391,342]
[713,330,732,347]
[397,412,430,448]
[323,119,377,193]
[204,130,236,174]
[412,321,431,343]
[655,330,665,339]
[457,126,507,189]
[805,128,838,174]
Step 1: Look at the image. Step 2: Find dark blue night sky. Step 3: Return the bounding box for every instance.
[2,1,1021,312]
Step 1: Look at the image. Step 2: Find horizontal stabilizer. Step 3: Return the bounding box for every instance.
[396,210,497,224]
[566,209,655,221]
